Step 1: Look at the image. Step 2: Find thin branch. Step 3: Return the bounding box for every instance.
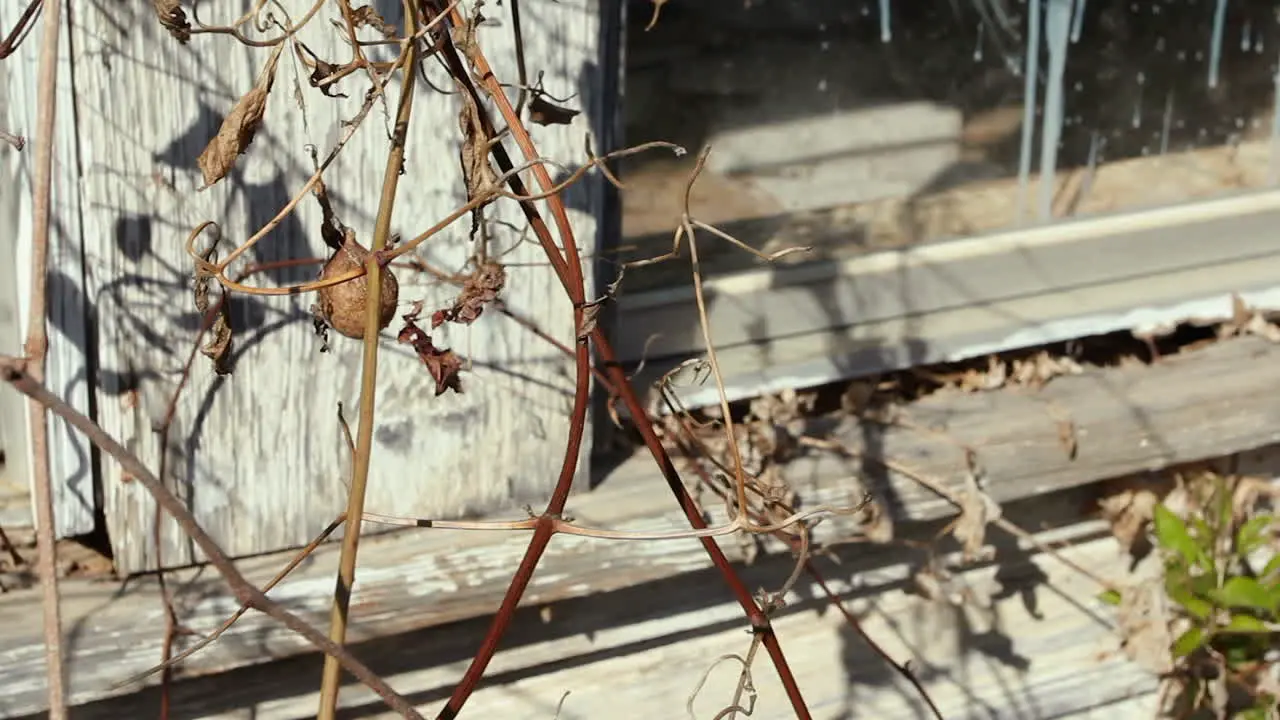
[26,0,65,714]
[0,357,423,719]
[805,560,944,720]
[0,0,41,58]
[316,4,419,717]
[428,3,813,716]
[796,434,1117,591]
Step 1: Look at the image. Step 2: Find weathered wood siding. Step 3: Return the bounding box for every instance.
[0,2,96,536]
[67,2,604,572]
[3,332,1280,716]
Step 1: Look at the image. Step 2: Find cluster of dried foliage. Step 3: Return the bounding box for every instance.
[5,0,1279,718]
[3,0,894,718]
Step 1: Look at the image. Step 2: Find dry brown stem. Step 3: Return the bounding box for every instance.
[26,0,66,714]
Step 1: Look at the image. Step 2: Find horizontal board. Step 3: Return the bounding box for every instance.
[3,333,1280,715]
[616,187,1280,409]
[22,519,1159,719]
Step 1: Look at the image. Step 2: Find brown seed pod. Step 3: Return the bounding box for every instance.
[315,230,399,339]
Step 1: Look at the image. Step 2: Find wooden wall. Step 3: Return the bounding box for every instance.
[5,0,610,573]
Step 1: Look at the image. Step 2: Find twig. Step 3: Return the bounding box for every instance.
[796,434,1117,591]
[805,560,945,720]
[430,4,813,716]
[26,0,66,714]
[0,129,24,150]
[0,0,41,58]
[119,513,348,688]
[316,5,419,718]
[0,357,423,718]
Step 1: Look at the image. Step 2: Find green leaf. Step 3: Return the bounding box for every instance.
[1155,505,1207,570]
[1165,571,1214,620]
[1222,613,1270,633]
[1235,516,1274,557]
[1264,552,1280,579]
[1210,576,1276,612]
[1097,589,1122,606]
[1235,704,1270,720]
[1172,626,1205,658]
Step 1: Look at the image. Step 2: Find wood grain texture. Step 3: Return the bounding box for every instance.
[10,522,1159,719]
[2,333,1279,716]
[619,137,1280,295]
[69,2,604,573]
[0,3,96,536]
[614,188,1280,410]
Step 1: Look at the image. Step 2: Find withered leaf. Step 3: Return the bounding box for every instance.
[350,4,397,38]
[528,95,580,126]
[152,0,191,44]
[193,251,233,374]
[433,261,506,328]
[398,316,464,396]
[197,43,284,188]
[952,469,1000,561]
[457,87,500,206]
[202,307,234,375]
[310,170,347,251]
[295,42,348,98]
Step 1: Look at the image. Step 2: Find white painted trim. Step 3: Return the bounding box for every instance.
[616,189,1280,409]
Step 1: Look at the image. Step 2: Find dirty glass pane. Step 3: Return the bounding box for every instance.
[618,0,1280,285]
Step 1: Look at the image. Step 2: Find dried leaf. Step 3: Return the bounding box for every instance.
[152,0,191,43]
[457,88,500,206]
[578,301,603,341]
[572,266,628,340]
[1218,294,1280,342]
[952,469,1001,561]
[1098,482,1161,555]
[350,4,397,37]
[958,355,1006,392]
[1010,351,1084,388]
[295,42,349,98]
[193,246,233,374]
[528,95,580,126]
[198,45,283,187]
[398,315,464,396]
[433,261,506,329]
[310,169,347,251]
[202,308,234,375]
[1114,556,1177,675]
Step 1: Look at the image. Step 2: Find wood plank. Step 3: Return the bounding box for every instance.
[69,2,606,572]
[3,333,1280,715]
[617,138,1280,295]
[13,518,1157,719]
[1,2,97,537]
[616,189,1280,409]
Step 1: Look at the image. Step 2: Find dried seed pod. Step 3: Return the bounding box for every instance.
[315,230,399,339]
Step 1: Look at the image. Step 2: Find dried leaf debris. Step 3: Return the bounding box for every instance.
[197,44,284,188]
[400,305,464,396]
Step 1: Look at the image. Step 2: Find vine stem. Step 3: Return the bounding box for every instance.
[315,5,419,717]
[26,0,67,716]
[427,3,812,717]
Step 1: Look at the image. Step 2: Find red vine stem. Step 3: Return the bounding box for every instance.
[426,2,812,717]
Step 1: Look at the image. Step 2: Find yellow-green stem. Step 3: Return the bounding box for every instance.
[316,9,418,717]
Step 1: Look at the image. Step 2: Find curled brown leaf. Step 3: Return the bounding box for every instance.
[528,95,579,126]
[193,247,233,374]
[197,44,284,188]
[432,261,506,329]
[350,4,397,37]
[152,0,191,43]
[399,311,464,396]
